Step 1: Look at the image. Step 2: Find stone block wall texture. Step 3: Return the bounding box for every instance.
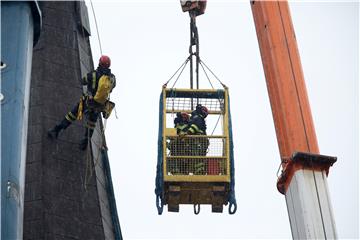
[24,2,118,239]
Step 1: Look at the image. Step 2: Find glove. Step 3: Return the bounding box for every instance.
[86,96,95,105]
[178,132,187,140]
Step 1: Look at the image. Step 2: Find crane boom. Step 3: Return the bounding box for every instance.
[250,1,337,238]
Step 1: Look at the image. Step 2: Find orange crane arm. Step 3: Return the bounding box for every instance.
[251,2,337,237]
[250,1,335,194]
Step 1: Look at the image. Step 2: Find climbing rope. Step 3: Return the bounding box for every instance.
[89,0,103,55]
[82,1,113,190]
[84,115,109,190]
[84,128,92,190]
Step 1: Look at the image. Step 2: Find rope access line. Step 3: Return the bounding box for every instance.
[83,0,111,190]
[89,0,103,55]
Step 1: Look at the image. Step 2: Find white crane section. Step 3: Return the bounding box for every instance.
[286,170,337,239]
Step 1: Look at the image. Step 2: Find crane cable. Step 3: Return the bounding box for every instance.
[199,60,214,89]
[163,56,226,90]
[200,60,227,89]
[198,60,226,136]
[163,8,226,91]
[163,57,190,88]
[162,11,228,135]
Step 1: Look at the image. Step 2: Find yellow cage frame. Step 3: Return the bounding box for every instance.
[162,88,231,183]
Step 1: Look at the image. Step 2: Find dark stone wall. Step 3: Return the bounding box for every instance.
[24,2,117,239]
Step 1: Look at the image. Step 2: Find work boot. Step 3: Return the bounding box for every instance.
[47,119,71,140]
[79,138,89,151]
[47,126,62,140]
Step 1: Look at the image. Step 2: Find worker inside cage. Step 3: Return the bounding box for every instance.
[172,112,191,155]
[185,104,209,152]
[167,112,190,174]
[185,104,210,174]
[168,104,210,175]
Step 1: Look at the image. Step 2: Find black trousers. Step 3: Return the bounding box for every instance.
[64,99,100,139]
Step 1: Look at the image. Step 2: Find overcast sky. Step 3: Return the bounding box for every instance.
[86,1,359,239]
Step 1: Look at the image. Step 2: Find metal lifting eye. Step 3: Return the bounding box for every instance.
[156,195,164,215]
[228,202,237,215]
[193,204,200,214]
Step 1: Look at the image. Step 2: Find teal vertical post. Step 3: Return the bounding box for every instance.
[1,2,41,239]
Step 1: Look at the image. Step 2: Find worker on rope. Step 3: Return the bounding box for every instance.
[182,104,209,174]
[47,55,116,150]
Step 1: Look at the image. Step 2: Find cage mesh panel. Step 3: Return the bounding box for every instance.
[166,137,225,157]
[166,158,227,176]
[165,136,227,176]
[166,97,224,113]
